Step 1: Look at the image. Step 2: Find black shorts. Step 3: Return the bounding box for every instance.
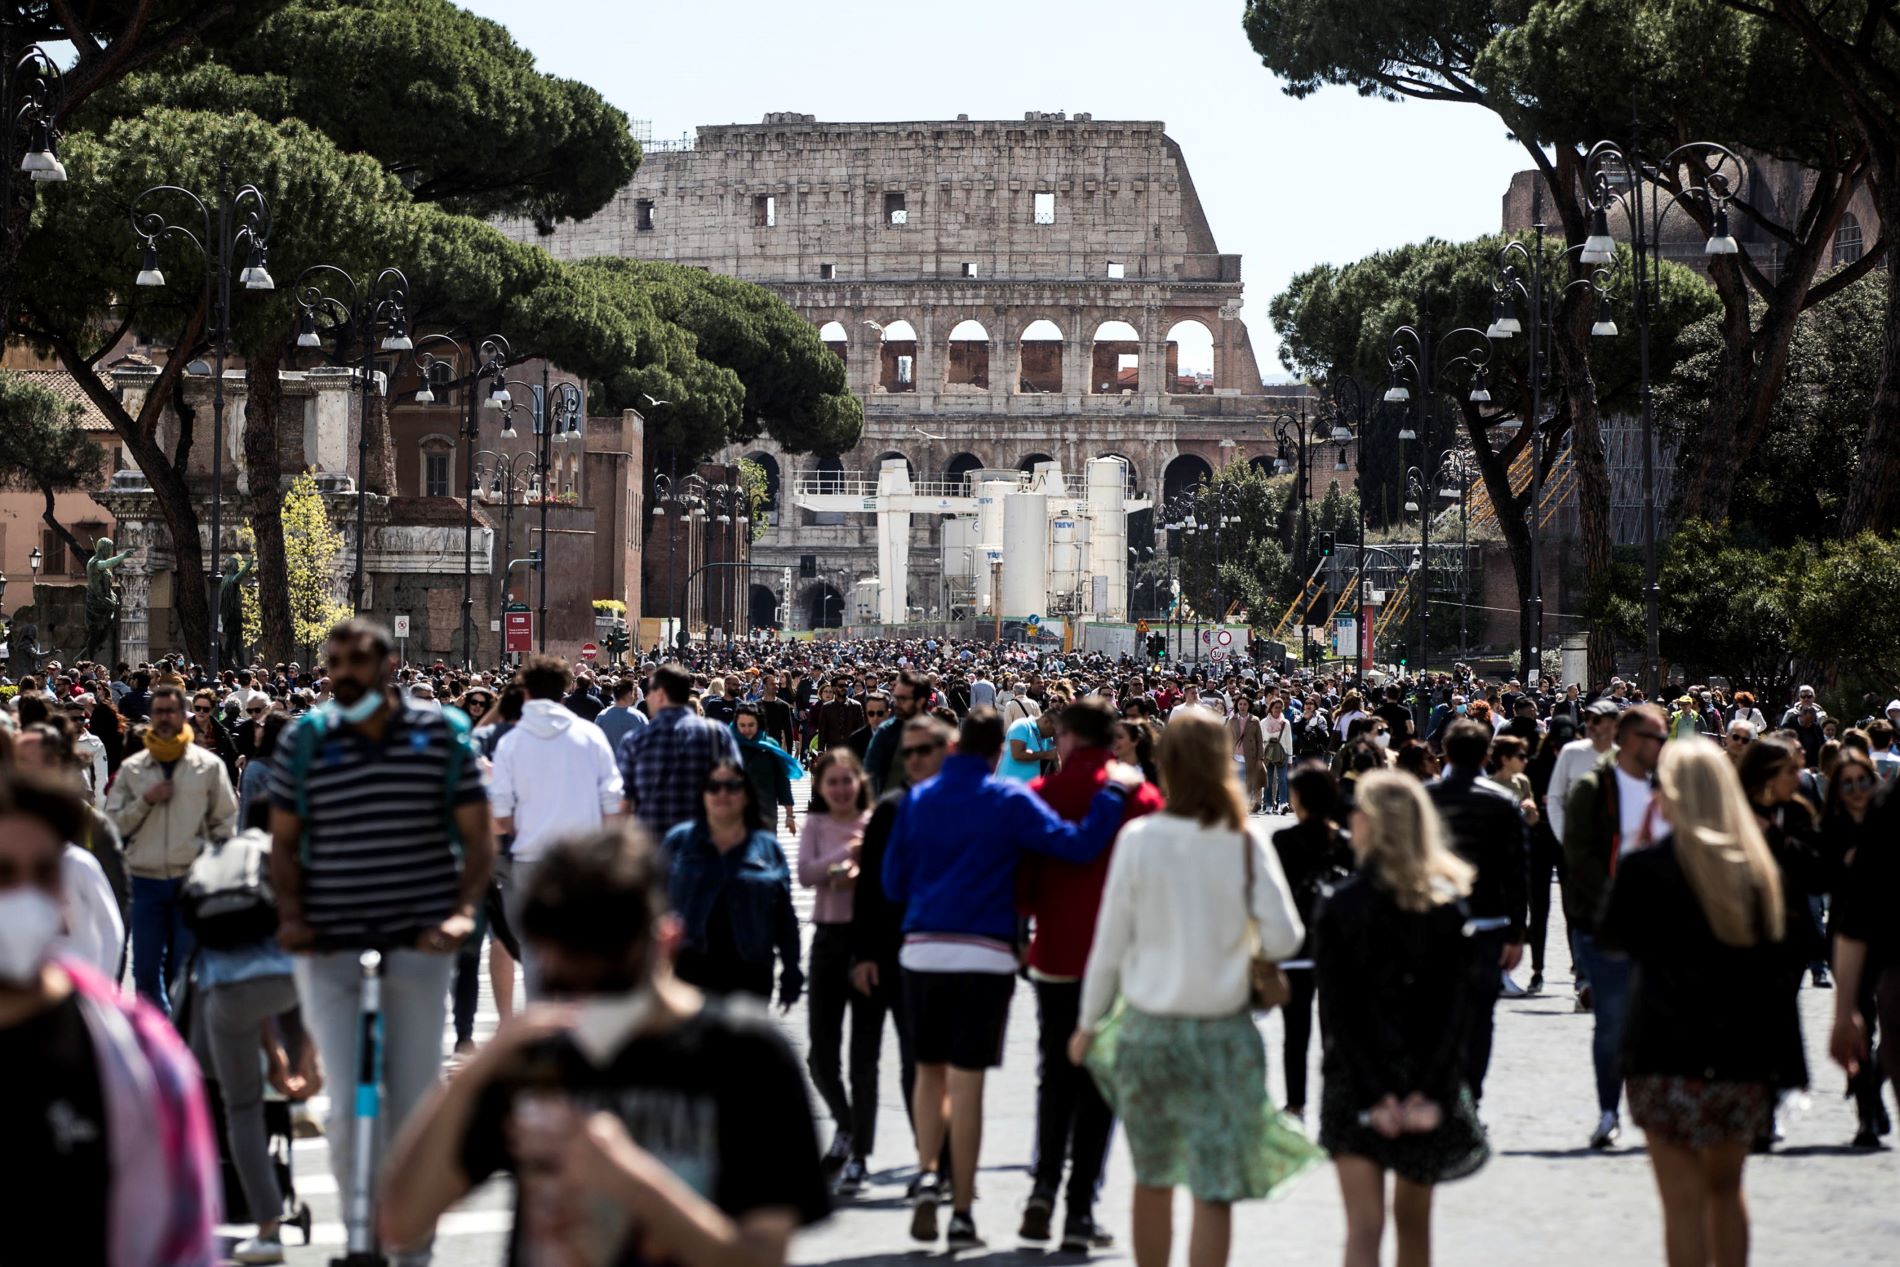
[902,968,1016,1070]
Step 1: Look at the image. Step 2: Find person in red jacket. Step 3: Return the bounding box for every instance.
[1019,696,1166,1251]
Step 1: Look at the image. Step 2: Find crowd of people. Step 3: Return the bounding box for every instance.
[1,628,1895,1267]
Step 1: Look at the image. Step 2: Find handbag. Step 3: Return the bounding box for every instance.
[1242,831,1291,1012]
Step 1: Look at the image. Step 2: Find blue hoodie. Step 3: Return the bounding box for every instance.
[882,752,1130,944]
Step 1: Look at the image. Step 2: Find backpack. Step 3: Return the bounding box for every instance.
[182,827,278,949]
[280,701,474,863]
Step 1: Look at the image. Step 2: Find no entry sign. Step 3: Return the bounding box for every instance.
[579,642,599,661]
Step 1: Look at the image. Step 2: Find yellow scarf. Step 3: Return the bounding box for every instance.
[143,723,194,764]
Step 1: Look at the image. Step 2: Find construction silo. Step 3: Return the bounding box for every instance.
[1000,490,1049,618]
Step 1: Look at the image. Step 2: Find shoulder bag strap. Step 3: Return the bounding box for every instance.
[1242,829,1262,953]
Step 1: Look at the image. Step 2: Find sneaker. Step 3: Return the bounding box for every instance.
[947,1211,985,1251]
[1528,972,1544,995]
[1574,985,1594,1013]
[835,1156,868,1196]
[1500,971,1528,998]
[1018,1193,1054,1241]
[822,1128,853,1174]
[1589,1111,1620,1150]
[231,1233,285,1265]
[1060,1215,1116,1253]
[910,1171,942,1243]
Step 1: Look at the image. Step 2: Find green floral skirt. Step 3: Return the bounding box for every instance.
[1088,1005,1325,1203]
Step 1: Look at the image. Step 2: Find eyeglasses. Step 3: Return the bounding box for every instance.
[1726,733,1751,744]
[247,707,266,716]
[1633,730,1669,744]
[192,704,212,713]
[705,779,748,794]
[863,710,889,721]
[1838,775,1875,793]
[900,743,944,759]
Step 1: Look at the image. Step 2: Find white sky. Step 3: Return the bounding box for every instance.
[460,0,1530,379]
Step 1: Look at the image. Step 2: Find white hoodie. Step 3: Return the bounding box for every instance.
[489,699,624,861]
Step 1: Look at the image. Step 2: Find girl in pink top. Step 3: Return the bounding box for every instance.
[799,749,875,1186]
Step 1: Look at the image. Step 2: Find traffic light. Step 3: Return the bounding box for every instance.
[1318,531,1335,557]
[1147,632,1165,659]
[604,618,630,663]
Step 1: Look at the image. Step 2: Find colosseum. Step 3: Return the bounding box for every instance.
[510,111,1327,631]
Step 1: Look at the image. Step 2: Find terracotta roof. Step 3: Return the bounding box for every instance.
[10,369,115,433]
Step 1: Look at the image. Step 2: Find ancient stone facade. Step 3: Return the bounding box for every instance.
[505,113,1333,628]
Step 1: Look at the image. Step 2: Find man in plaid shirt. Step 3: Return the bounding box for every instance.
[618,661,742,838]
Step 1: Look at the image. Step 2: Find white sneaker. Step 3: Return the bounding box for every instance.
[1589,1111,1620,1150]
[1500,971,1528,998]
[232,1232,285,1265]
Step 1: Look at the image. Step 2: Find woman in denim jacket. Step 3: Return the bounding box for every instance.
[663,759,805,1009]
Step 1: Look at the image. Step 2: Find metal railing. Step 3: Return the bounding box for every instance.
[792,471,1094,500]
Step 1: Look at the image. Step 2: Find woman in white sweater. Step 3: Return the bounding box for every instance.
[1071,709,1308,1267]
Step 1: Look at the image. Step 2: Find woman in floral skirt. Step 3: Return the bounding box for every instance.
[1597,738,1803,1267]
[1072,709,1314,1267]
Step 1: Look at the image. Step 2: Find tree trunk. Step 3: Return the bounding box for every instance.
[1458,403,1534,667]
[159,375,213,665]
[244,345,295,665]
[1842,156,1900,535]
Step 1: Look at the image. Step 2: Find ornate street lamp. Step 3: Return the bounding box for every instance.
[412,333,511,669]
[1582,136,1744,697]
[293,264,412,614]
[131,160,274,677]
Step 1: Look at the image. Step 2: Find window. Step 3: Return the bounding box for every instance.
[819,262,836,280]
[884,191,907,225]
[896,355,914,386]
[1834,212,1864,267]
[635,199,655,231]
[1106,260,1125,279]
[39,528,65,578]
[1034,191,1055,225]
[754,194,776,228]
[425,451,450,497]
[962,262,978,278]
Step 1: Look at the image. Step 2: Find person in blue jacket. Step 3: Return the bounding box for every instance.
[663,760,803,1009]
[882,706,1143,1251]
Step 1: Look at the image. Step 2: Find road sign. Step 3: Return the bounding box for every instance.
[1136,618,1150,636]
[579,642,598,661]
[504,610,533,654]
[392,614,411,639]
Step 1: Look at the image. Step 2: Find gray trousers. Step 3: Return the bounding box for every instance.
[294,949,454,1260]
[203,973,301,1228]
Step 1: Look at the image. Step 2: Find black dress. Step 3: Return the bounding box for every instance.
[1314,871,1489,1183]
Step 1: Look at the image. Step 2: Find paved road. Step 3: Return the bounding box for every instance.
[248,798,1900,1266]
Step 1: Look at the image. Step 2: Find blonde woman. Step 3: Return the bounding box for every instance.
[1072,709,1307,1267]
[1317,770,1489,1267]
[1597,739,1804,1267]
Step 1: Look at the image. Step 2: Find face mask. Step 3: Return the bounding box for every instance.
[570,985,659,1067]
[1373,732,1391,749]
[0,889,62,985]
[329,685,387,726]
[1455,704,1468,715]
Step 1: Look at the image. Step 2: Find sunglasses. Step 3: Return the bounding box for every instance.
[706,779,747,794]
[193,704,212,713]
[1838,775,1875,793]
[247,707,266,716]
[864,709,889,720]
[900,743,943,759]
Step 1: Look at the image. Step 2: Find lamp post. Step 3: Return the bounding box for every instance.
[1383,321,1492,720]
[292,265,412,615]
[1325,375,1372,685]
[473,445,536,656]
[539,379,584,652]
[412,333,511,670]
[1431,451,1477,661]
[4,32,68,191]
[650,471,704,648]
[1489,226,1618,674]
[1582,135,1744,698]
[131,160,275,678]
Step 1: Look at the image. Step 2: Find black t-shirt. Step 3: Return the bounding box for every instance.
[0,993,109,1267]
[1373,701,1413,741]
[1837,787,1899,972]
[460,1001,829,1267]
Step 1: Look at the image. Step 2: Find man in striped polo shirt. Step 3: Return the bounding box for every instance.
[268,617,494,1264]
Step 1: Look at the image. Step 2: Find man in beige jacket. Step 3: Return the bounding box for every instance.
[105,682,238,1017]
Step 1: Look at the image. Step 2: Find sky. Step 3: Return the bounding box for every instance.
[460,0,1531,380]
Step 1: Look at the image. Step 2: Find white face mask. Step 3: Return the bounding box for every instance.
[570,986,659,1067]
[0,888,62,986]
[1373,732,1392,749]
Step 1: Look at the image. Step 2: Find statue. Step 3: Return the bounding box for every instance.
[78,537,135,664]
[6,618,47,679]
[219,554,255,666]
